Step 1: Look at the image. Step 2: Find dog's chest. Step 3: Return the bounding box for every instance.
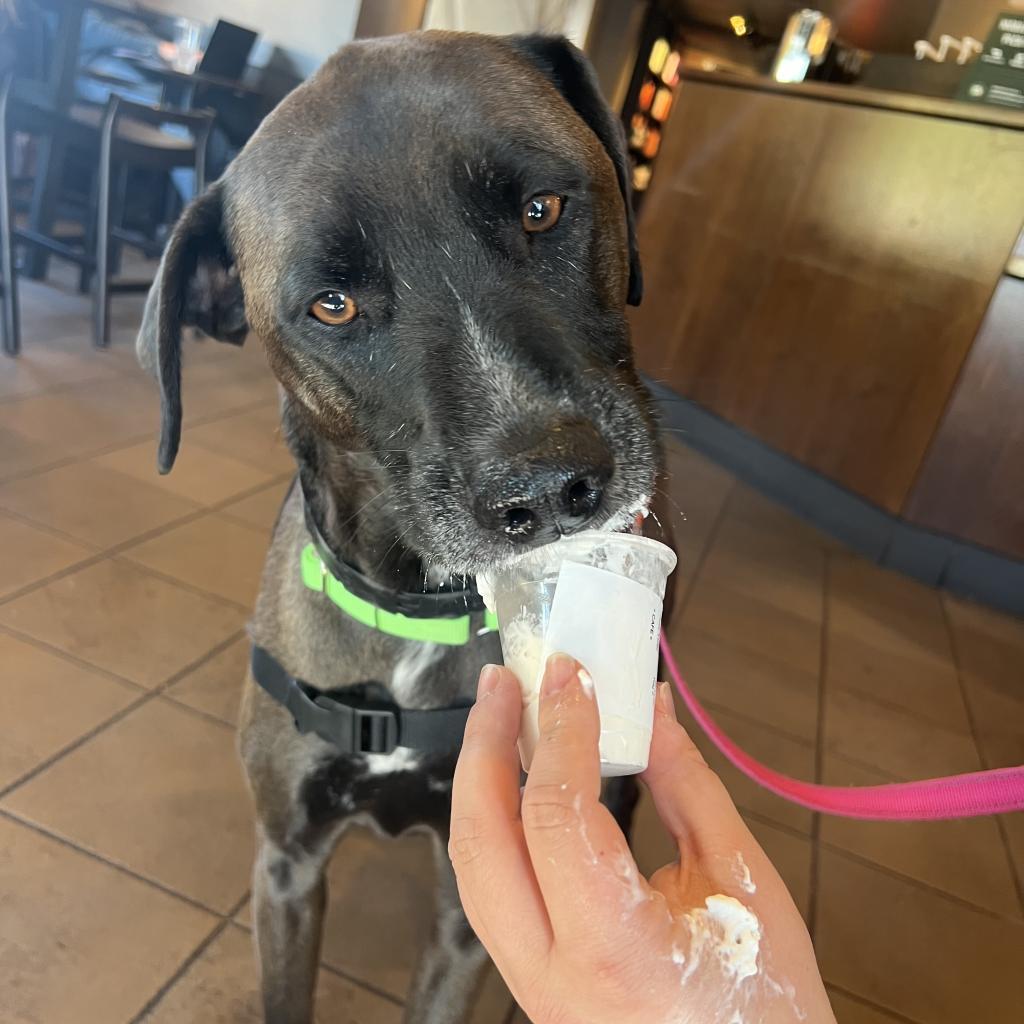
[298,635,498,842]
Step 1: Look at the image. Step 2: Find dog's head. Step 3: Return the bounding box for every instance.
[138,31,657,573]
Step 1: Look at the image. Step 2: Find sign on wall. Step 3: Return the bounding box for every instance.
[956,11,1024,109]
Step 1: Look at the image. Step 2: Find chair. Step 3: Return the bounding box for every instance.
[92,94,213,346]
[0,82,212,352]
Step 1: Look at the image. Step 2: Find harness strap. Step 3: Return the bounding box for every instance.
[251,645,472,755]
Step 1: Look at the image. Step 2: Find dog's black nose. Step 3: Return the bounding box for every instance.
[474,422,613,545]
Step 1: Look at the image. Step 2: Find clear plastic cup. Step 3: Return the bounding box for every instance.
[478,531,677,776]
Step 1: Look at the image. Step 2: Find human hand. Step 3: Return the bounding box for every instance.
[450,653,836,1024]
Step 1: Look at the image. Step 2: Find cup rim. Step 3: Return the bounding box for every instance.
[481,529,678,584]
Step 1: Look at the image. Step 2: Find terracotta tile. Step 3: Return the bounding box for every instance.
[699,523,824,624]
[728,482,841,551]
[820,756,1019,917]
[0,344,122,400]
[829,556,951,671]
[165,636,249,726]
[674,694,816,834]
[682,577,821,676]
[0,559,244,688]
[743,815,812,922]
[320,827,437,999]
[666,624,819,742]
[826,630,969,732]
[220,479,292,532]
[122,513,269,607]
[0,814,215,1024]
[232,827,439,1000]
[0,513,93,598]
[944,595,1024,771]
[178,355,279,425]
[827,989,910,1024]
[141,924,400,1024]
[1001,813,1024,879]
[3,699,253,912]
[184,408,294,473]
[0,375,156,458]
[823,688,981,780]
[94,439,279,506]
[0,460,200,548]
[816,849,1024,1024]
[0,429,62,480]
[631,784,677,879]
[0,633,138,790]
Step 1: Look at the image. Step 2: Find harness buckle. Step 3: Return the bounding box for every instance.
[351,705,400,754]
[309,693,399,755]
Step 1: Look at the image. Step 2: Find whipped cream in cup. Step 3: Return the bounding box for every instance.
[478,531,676,776]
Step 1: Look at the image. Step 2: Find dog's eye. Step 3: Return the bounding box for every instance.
[522,194,562,234]
[309,291,357,325]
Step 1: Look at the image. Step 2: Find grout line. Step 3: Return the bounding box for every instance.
[828,678,982,739]
[739,807,811,841]
[228,918,408,1010]
[0,621,149,690]
[0,807,227,918]
[691,695,816,750]
[816,839,1024,926]
[156,692,239,732]
[806,550,831,944]
[0,471,289,613]
[126,917,234,1024]
[0,396,272,487]
[825,983,924,1024]
[315,959,406,1008]
[0,629,244,800]
[939,596,1024,919]
[108,554,254,614]
[672,479,737,622]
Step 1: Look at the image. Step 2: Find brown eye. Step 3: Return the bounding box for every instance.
[309,291,357,325]
[522,194,562,233]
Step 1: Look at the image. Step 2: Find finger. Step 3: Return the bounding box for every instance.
[641,682,747,849]
[450,664,552,969]
[521,654,660,949]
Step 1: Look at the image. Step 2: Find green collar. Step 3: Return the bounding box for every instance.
[301,543,498,646]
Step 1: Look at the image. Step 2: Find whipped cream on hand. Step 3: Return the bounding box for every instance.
[450,654,836,1024]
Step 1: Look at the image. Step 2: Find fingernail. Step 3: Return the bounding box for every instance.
[477,664,501,700]
[542,652,577,697]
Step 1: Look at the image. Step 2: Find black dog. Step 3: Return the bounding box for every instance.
[137,31,665,1023]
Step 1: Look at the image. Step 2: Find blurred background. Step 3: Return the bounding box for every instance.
[1,2,1022,1023]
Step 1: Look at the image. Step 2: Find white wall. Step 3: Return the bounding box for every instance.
[422,0,596,48]
[147,0,361,77]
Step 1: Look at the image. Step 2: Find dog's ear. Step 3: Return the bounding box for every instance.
[505,34,642,306]
[136,183,248,474]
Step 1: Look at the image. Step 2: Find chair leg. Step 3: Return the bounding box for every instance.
[79,168,99,294]
[93,138,113,349]
[0,80,21,357]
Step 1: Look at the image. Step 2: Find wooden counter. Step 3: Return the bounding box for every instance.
[631,71,1024,558]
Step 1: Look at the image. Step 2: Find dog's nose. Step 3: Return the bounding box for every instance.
[474,422,613,545]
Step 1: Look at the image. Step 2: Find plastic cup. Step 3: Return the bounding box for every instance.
[478,531,677,776]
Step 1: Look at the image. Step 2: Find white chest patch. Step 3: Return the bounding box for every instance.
[389,642,447,707]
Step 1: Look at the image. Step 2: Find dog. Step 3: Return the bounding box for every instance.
[137,31,674,1024]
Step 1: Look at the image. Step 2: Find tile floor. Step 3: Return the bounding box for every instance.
[1,270,1022,1023]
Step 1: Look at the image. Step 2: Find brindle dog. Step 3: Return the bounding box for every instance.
[137,31,674,1024]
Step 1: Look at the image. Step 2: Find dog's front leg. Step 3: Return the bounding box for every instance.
[252,833,330,1024]
[403,835,490,1024]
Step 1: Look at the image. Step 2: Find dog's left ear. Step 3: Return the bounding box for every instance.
[505,34,642,306]
[136,183,248,474]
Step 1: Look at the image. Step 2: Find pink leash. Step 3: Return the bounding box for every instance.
[659,635,1024,821]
